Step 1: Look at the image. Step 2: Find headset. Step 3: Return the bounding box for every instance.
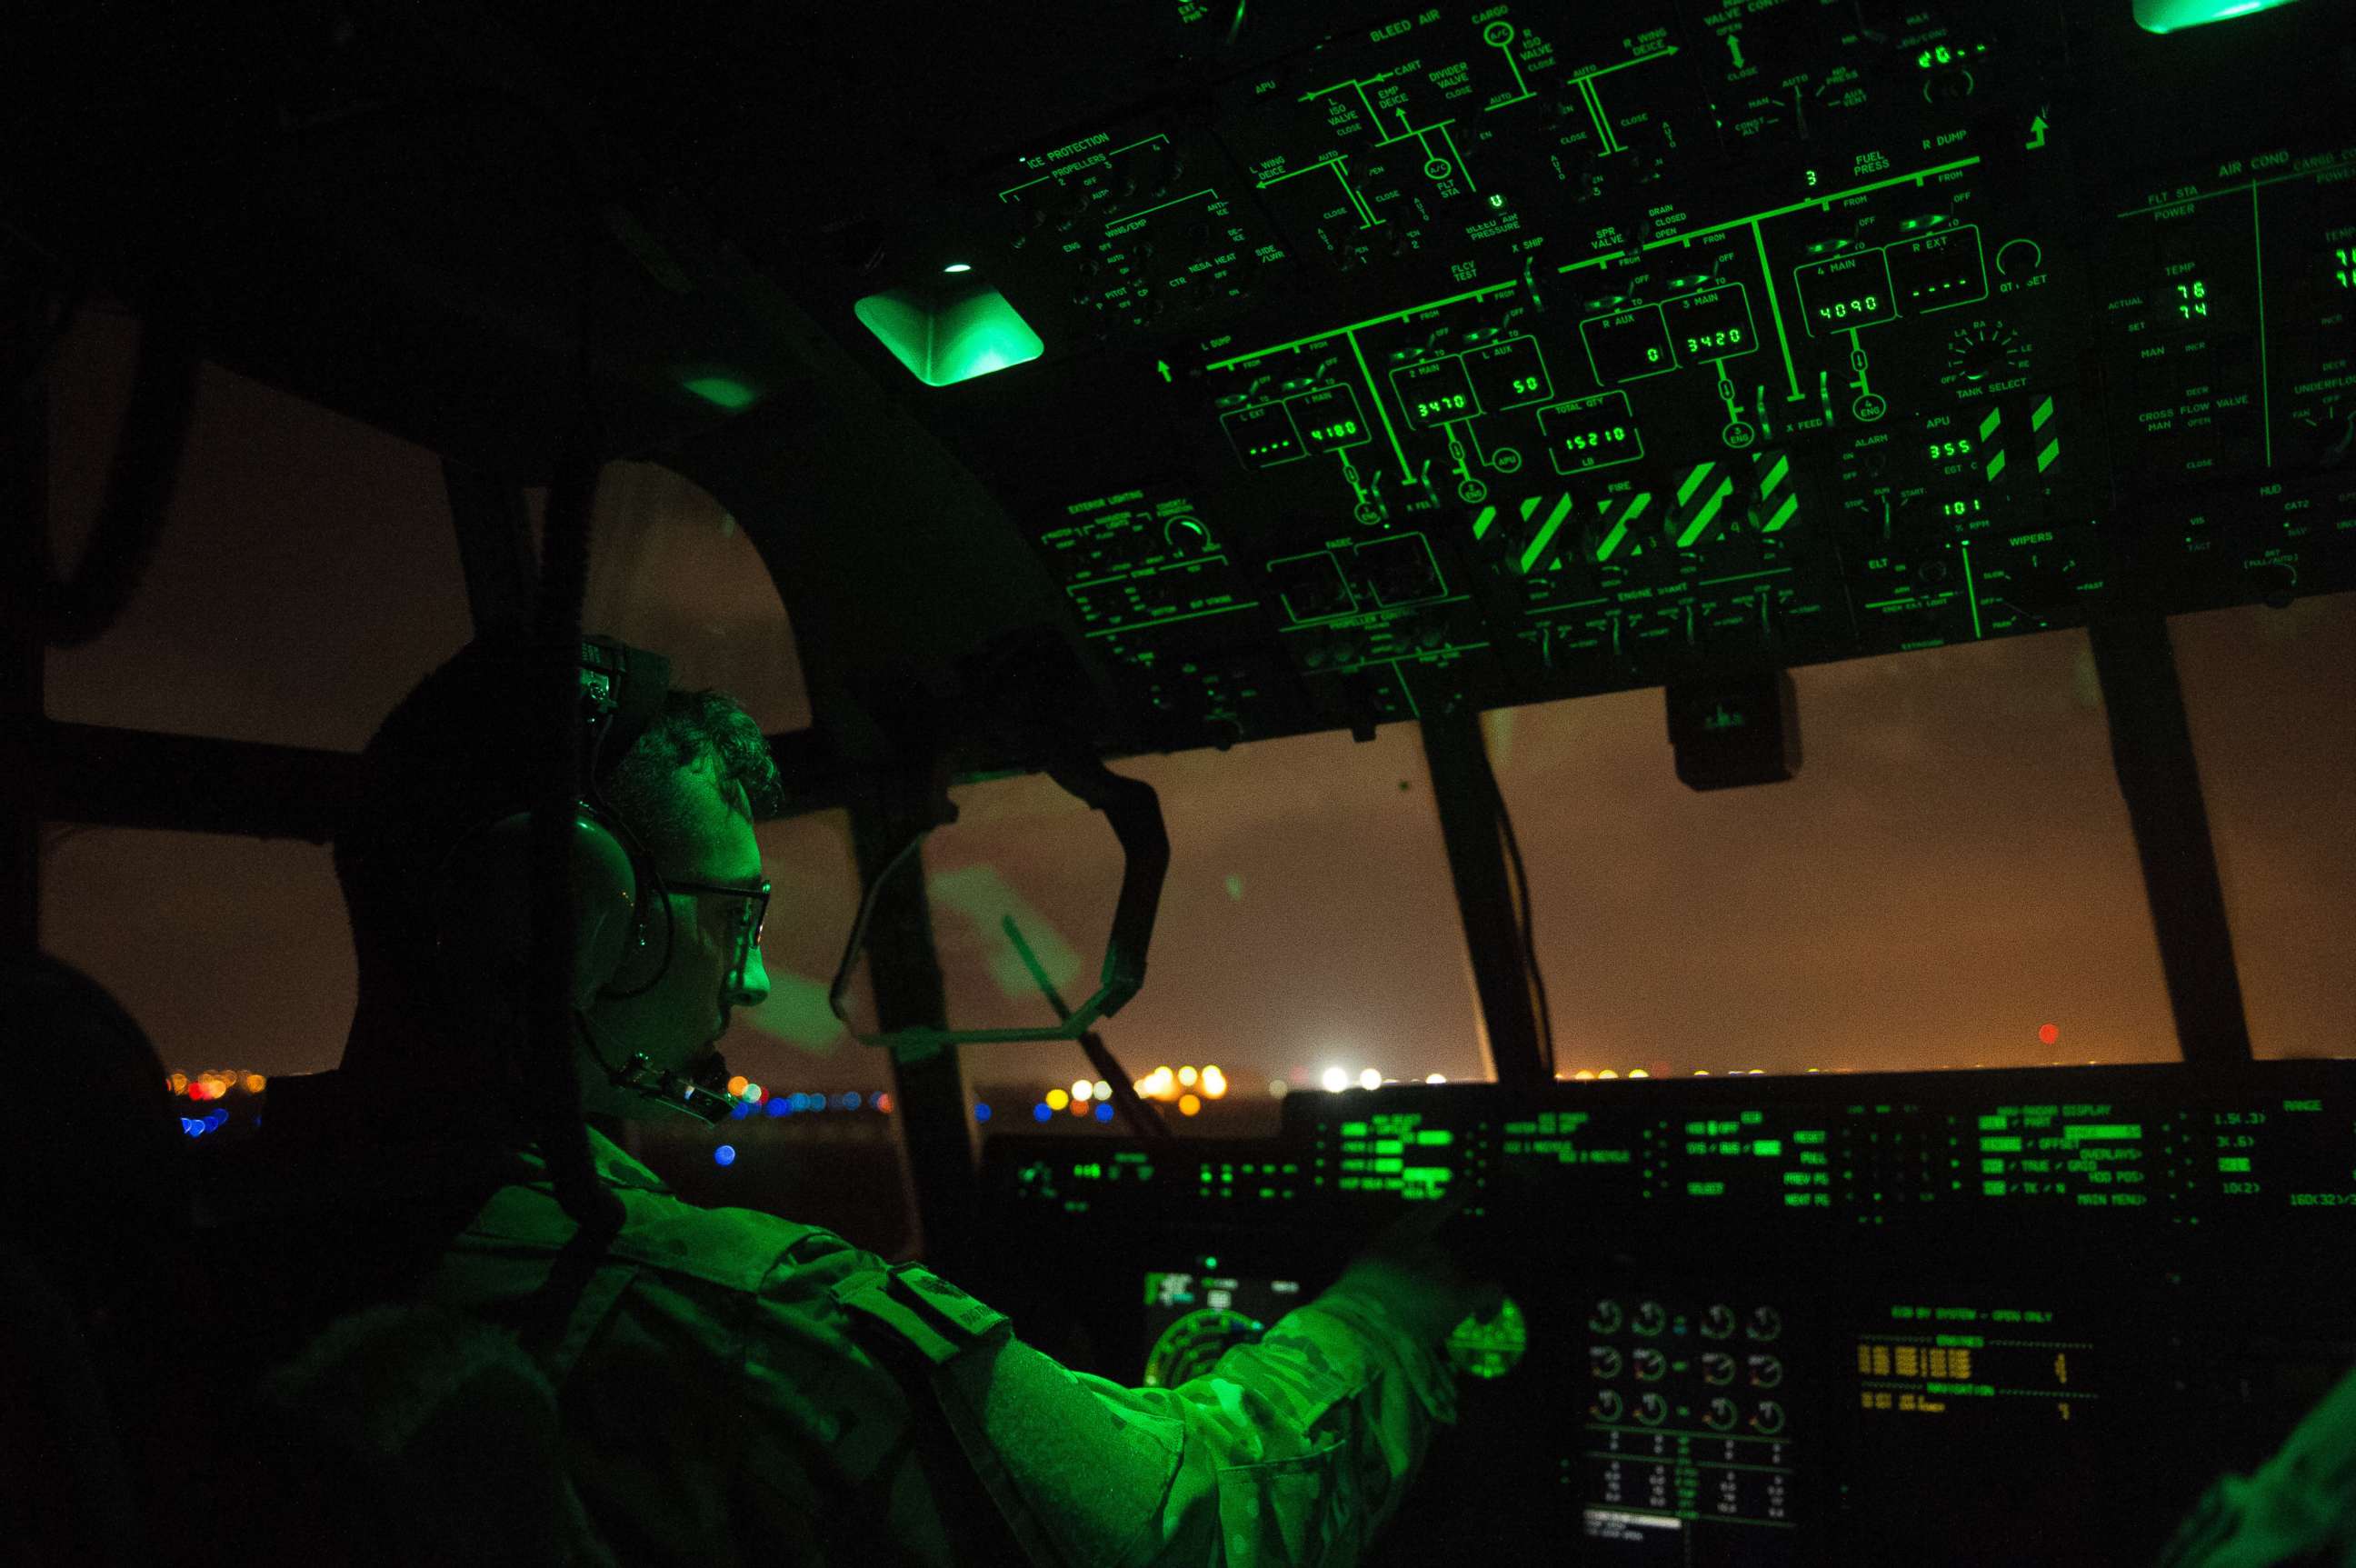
[424,634,740,1127]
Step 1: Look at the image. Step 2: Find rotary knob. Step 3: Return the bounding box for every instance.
[1752,1400,1787,1435]
[1591,1388,1625,1423]
[1704,1396,1741,1432]
[1702,1303,1737,1340]
[1749,1355,1785,1389]
[1163,515,1212,554]
[1632,1348,1668,1382]
[1747,1305,1784,1342]
[1590,1346,1624,1380]
[1702,1352,1738,1386]
[1588,1299,1624,1334]
[1944,318,2029,385]
[1636,1393,1670,1426]
[1633,1301,1668,1336]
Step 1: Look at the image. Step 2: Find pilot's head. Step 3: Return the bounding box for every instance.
[333,637,782,1120]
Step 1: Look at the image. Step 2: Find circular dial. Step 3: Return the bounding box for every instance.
[1588,1299,1625,1334]
[1705,1396,1741,1432]
[1747,1305,1784,1342]
[1590,1345,1624,1380]
[1944,319,2030,384]
[1143,1307,1265,1388]
[1592,1388,1625,1422]
[1633,1300,1668,1336]
[1702,1303,1737,1339]
[1163,515,1213,554]
[1447,1296,1528,1381]
[1702,1352,1739,1386]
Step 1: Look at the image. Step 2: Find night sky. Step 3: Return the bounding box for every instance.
[34,307,2356,1102]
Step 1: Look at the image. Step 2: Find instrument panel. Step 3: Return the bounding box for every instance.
[885,0,2353,755]
[972,1062,2356,1564]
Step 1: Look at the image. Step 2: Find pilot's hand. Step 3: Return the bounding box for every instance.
[1332,1194,1508,1347]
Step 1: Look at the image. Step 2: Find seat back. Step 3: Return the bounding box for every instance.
[0,948,192,1567]
[225,1303,619,1567]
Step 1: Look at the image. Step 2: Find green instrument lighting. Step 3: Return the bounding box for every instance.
[2133,0,2307,30]
[679,375,763,411]
[855,281,1044,387]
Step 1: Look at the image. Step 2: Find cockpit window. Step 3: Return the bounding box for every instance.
[1492,629,2179,1075]
[524,463,810,734]
[925,723,1487,1133]
[2171,593,2356,1061]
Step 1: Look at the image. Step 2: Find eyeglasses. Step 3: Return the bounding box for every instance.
[668,877,771,957]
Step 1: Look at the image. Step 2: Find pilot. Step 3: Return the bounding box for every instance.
[202,634,1502,1566]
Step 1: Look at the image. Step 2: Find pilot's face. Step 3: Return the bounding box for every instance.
[577,764,770,1115]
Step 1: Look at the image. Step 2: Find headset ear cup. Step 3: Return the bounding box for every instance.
[430,809,641,1012]
[602,888,664,997]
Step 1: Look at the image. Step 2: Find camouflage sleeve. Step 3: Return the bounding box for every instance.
[2154,1362,2356,1568]
[932,1275,1459,1568]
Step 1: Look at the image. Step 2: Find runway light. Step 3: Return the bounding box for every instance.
[874,1092,893,1114]
[1093,1103,1113,1123]
[2038,1023,2061,1045]
[1179,1094,1202,1116]
[943,262,973,273]
[1047,1089,1070,1111]
[1322,1067,1349,1094]
[1202,1066,1227,1099]
[974,1102,991,1123]
[1070,1096,1091,1116]
[764,1098,788,1117]
[843,1092,862,1110]
[714,1144,736,1166]
[1598,1069,1619,1080]
[1425,1074,1446,1084]
[1093,1080,1112,1102]
[743,1083,764,1104]
[1033,1103,1053,1123]
[727,1075,749,1098]
[1358,1068,1382,1091]
[165,1074,187,1095]
[1628,1069,1650,1079]
[1572,1070,1596,1082]
[1178,1066,1198,1087]
[1073,1079,1093,1103]
[1269,1079,1290,1099]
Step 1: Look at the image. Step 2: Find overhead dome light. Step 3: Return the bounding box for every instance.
[2135,0,2307,29]
[856,278,1043,386]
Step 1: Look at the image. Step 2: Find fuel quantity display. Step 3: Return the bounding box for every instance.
[1796,250,1900,335]
[1540,391,1643,474]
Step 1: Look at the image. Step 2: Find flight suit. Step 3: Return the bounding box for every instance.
[223,1071,1460,1567]
[2156,1361,2356,1568]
